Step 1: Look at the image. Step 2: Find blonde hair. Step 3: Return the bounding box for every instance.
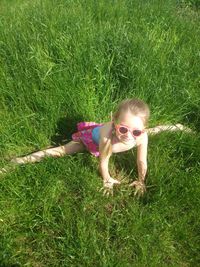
[101,98,150,158]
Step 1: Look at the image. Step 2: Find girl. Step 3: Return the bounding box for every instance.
[3,98,192,197]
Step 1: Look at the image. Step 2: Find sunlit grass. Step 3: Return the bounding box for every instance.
[0,0,200,266]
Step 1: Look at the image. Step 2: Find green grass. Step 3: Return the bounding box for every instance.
[0,0,200,266]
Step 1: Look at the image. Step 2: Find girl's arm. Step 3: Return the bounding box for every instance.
[98,135,120,195]
[98,137,112,182]
[129,132,148,195]
[136,132,148,183]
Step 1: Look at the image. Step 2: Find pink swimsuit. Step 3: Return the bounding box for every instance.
[72,121,137,157]
[72,122,105,157]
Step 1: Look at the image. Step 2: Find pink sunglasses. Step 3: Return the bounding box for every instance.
[115,123,145,138]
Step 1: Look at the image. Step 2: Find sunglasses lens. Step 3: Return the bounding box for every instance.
[119,126,128,134]
[132,130,142,136]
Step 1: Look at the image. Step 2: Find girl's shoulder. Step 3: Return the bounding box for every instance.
[136,131,148,147]
[100,122,113,141]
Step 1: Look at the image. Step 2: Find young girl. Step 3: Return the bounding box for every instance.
[4,98,192,196]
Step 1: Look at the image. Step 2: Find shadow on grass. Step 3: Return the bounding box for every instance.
[51,115,85,145]
[50,115,100,177]
[112,151,137,181]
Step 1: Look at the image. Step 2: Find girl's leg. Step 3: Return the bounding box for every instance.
[147,124,193,135]
[11,141,86,164]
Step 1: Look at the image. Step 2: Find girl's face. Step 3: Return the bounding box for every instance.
[114,110,145,144]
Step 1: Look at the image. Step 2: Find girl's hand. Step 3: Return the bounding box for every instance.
[129,180,146,197]
[100,177,121,197]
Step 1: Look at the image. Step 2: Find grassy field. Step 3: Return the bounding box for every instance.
[0,0,200,266]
